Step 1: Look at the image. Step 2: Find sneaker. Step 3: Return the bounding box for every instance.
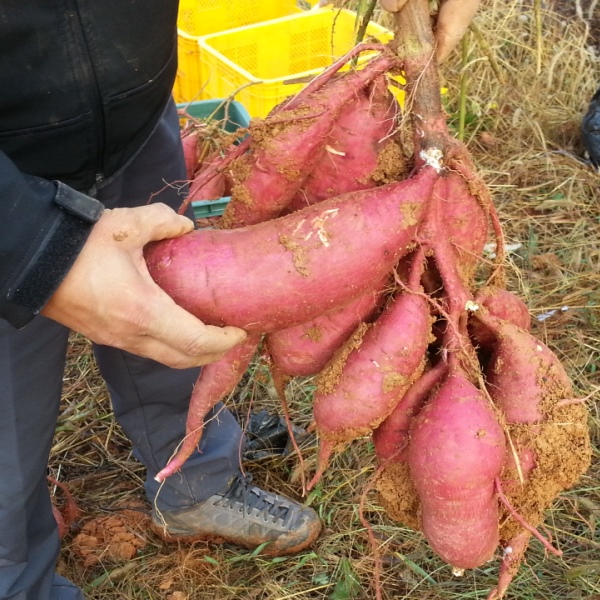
[151,474,321,556]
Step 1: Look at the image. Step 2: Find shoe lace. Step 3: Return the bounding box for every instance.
[216,475,293,526]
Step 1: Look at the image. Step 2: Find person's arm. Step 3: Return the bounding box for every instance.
[379,0,480,62]
[0,152,246,368]
[0,151,100,328]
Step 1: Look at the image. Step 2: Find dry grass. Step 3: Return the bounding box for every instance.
[51,2,600,598]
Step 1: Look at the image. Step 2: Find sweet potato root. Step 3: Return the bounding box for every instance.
[155,333,261,482]
[221,53,400,228]
[266,283,387,377]
[145,167,436,332]
[408,370,506,569]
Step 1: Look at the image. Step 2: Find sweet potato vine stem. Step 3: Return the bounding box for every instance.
[359,456,406,600]
[392,0,448,155]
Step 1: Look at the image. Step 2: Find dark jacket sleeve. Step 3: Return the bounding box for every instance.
[0,152,105,328]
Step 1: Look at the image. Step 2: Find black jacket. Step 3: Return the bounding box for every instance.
[0,0,179,327]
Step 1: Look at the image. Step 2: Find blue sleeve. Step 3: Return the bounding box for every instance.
[0,152,104,328]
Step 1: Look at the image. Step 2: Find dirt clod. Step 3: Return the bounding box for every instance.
[72,505,151,567]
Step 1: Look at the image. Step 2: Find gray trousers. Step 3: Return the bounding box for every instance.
[0,101,243,600]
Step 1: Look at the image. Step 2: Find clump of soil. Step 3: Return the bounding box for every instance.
[71,504,151,567]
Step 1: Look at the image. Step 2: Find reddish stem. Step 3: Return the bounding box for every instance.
[426,181,474,352]
[407,246,427,291]
[495,477,562,556]
[269,360,308,497]
[358,462,389,600]
[556,397,589,407]
[47,476,80,538]
[280,43,390,112]
[306,438,335,492]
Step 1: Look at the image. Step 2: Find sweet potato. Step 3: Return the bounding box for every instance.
[145,167,436,333]
[486,531,532,600]
[222,53,400,228]
[285,75,403,212]
[308,266,432,488]
[477,310,591,511]
[469,287,531,352]
[480,311,571,424]
[408,370,506,569]
[472,309,591,595]
[373,359,447,532]
[436,171,489,276]
[266,283,387,377]
[155,333,261,482]
[373,359,446,463]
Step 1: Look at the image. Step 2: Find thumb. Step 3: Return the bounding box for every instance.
[134,203,195,244]
[435,0,480,62]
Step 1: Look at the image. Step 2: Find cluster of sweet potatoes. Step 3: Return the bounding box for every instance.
[145,31,591,599]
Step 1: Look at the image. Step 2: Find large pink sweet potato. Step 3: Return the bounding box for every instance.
[285,75,403,212]
[473,310,591,596]
[479,309,591,512]
[308,272,432,488]
[145,167,436,333]
[408,370,506,569]
[222,53,400,228]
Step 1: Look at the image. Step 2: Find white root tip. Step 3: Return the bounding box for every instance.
[465,300,480,312]
[419,147,444,172]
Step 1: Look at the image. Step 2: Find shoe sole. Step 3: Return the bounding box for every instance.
[150,518,322,557]
[150,520,227,545]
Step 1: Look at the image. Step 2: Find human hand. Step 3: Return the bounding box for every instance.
[379,0,480,62]
[41,203,247,368]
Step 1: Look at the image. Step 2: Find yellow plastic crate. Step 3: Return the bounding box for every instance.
[174,0,305,103]
[197,9,394,118]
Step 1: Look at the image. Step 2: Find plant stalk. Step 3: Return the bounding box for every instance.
[458,33,470,142]
[391,0,448,155]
